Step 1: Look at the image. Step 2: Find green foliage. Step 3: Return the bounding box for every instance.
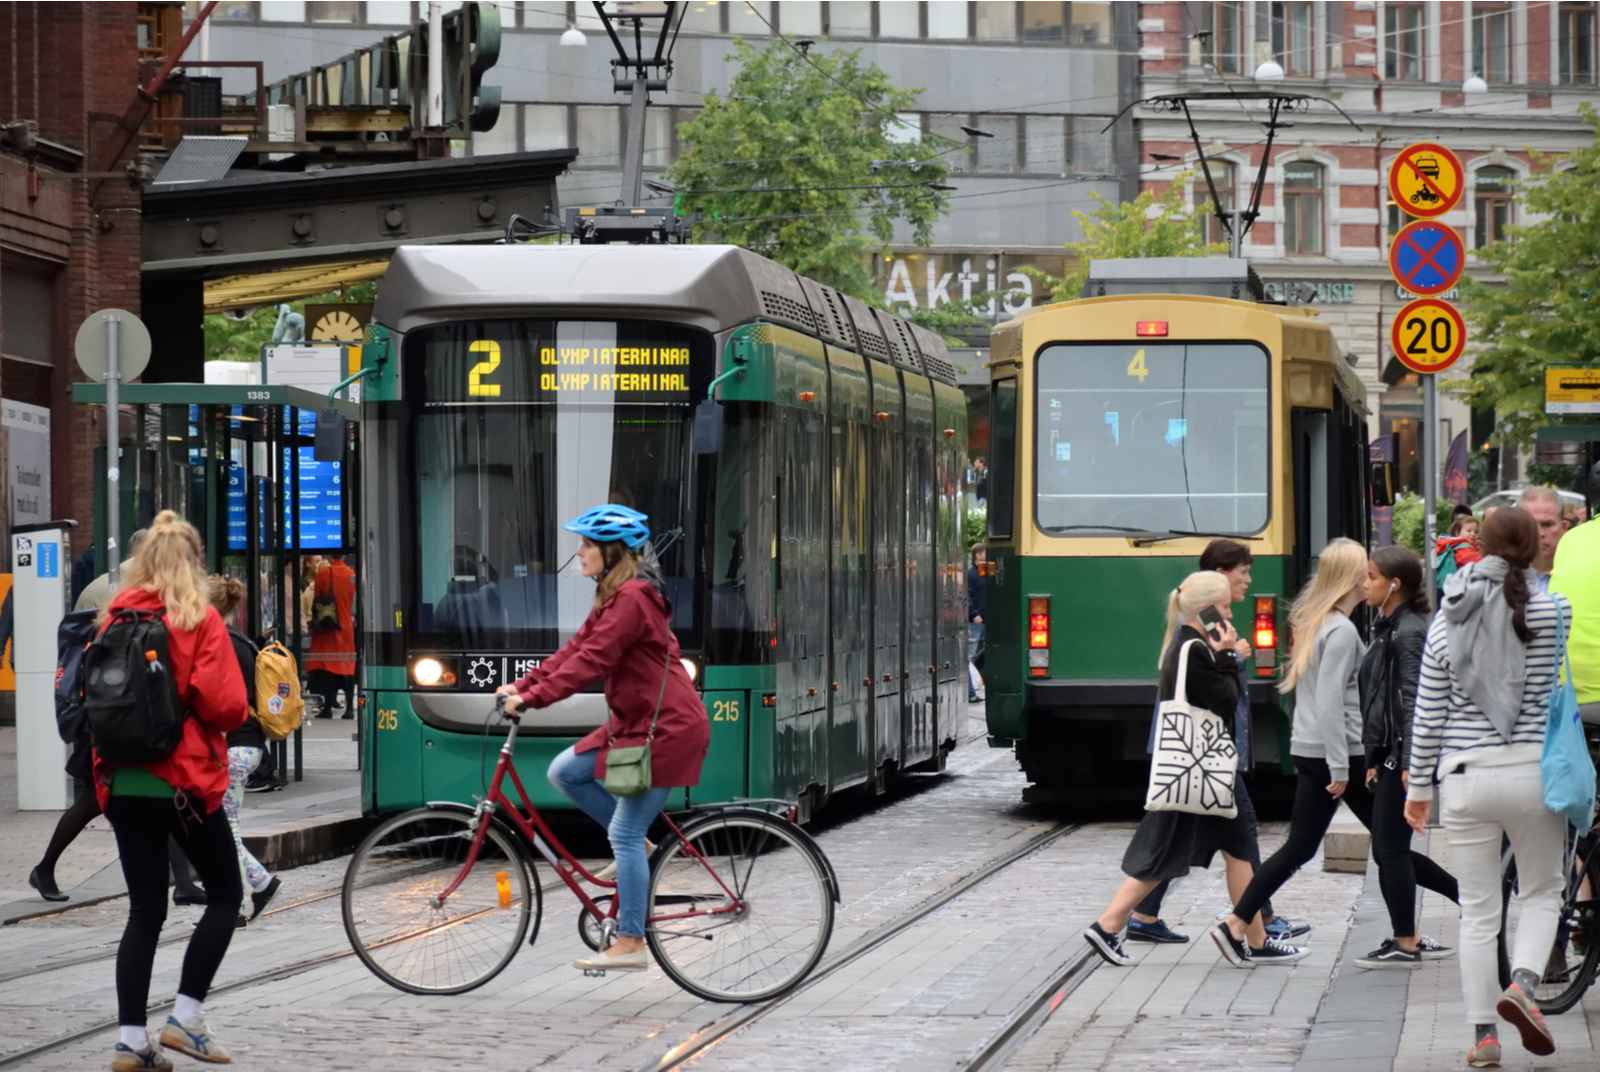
[964,507,987,551]
[1389,492,1457,555]
[202,281,381,364]
[1021,175,1226,300]
[1525,462,1585,493]
[1452,104,1600,450]
[668,40,948,299]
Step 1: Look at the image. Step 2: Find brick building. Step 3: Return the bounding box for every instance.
[1135,0,1600,492]
[0,2,147,560]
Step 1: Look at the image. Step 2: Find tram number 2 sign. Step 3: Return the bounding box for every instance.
[1391,298,1467,375]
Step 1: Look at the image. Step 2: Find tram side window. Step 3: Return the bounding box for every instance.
[988,378,1017,539]
[1032,343,1270,536]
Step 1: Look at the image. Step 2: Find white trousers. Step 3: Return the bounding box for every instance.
[1441,756,1566,1024]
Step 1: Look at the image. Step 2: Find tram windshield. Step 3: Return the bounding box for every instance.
[1033,342,1269,536]
[405,319,709,651]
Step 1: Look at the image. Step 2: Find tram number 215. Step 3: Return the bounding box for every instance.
[712,699,741,723]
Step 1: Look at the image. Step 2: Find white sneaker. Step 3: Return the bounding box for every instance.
[573,946,648,973]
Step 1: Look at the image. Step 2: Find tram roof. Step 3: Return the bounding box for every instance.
[376,244,797,336]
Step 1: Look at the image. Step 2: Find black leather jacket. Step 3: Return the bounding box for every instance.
[1359,605,1428,772]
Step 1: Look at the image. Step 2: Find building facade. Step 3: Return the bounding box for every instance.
[1136,0,1600,495]
[196,1,1142,355]
[0,3,147,563]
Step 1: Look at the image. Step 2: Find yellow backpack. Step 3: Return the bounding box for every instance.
[255,640,305,741]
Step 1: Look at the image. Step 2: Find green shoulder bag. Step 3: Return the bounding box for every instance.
[602,650,674,798]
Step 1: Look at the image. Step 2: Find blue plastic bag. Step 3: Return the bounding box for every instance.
[1541,602,1596,830]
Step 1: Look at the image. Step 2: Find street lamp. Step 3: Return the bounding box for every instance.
[1253,59,1285,82]
[1463,72,1489,94]
[561,22,588,47]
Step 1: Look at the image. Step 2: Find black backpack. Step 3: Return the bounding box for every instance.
[83,609,186,765]
[54,609,100,744]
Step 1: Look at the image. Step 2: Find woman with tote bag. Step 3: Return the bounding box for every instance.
[1082,571,1306,968]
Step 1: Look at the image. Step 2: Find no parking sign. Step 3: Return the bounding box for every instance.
[1389,220,1465,297]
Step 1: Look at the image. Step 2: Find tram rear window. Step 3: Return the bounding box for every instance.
[1033,342,1269,537]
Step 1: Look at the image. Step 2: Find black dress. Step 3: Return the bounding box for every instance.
[1121,627,1258,882]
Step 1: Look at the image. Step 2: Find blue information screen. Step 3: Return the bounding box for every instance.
[224,410,344,552]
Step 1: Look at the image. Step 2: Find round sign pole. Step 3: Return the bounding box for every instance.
[106,315,122,586]
[1423,373,1438,603]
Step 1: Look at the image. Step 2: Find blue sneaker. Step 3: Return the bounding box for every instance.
[158,1017,231,1064]
[1264,916,1311,941]
[112,1043,173,1072]
[1126,918,1189,943]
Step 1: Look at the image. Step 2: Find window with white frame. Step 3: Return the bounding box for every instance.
[1561,2,1598,84]
[1195,160,1236,246]
[1474,166,1515,248]
[1282,161,1324,255]
[1271,2,1315,76]
[1472,6,1513,83]
[1384,3,1424,80]
[1203,2,1246,74]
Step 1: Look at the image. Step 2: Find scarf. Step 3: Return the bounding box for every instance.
[1441,556,1529,741]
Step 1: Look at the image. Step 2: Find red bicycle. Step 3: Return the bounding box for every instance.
[341,700,839,1002]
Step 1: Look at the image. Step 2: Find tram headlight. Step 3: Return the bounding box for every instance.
[680,657,699,684]
[411,657,448,687]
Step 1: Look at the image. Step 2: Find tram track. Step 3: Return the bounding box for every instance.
[638,819,1089,1072]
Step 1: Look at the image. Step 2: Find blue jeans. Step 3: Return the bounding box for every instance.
[547,745,669,938]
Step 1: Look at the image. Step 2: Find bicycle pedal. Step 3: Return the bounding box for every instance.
[583,969,607,978]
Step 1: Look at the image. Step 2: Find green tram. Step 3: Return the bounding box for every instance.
[982,260,1372,803]
[356,245,969,820]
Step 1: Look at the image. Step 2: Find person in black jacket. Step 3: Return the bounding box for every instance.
[1082,571,1305,967]
[1353,545,1460,968]
[966,547,986,702]
[207,576,281,928]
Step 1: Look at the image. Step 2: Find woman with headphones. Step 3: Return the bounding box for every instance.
[497,505,709,973]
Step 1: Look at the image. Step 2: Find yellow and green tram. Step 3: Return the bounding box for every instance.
[982,260,1371,802]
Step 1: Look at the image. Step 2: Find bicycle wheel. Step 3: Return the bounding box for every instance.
[1499,850,1600,1015]
[343,807,541,995]
[646,809,834,1003]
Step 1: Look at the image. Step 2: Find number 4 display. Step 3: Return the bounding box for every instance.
[1126,348,1149,383]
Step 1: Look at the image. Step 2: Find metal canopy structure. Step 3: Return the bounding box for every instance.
[70,382,363,787]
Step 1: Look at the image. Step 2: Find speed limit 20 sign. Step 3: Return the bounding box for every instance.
[1391,298,1466,374]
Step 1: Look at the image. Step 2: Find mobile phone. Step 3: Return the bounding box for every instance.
[1197,606,1228,643]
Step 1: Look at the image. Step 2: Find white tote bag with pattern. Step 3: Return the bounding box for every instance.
[1143,640,1239,818]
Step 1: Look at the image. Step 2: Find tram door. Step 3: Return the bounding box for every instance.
[867,358,905,777]
[776,404,828,799]
[901,371,937,766]
[827,351,872,790]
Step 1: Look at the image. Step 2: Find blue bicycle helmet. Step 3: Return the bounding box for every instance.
[563,504,651,550]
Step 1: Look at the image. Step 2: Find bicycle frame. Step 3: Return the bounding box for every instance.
[434,710,748,934]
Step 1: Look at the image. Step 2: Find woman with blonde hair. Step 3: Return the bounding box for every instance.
[1083,570,1306,967]
[93,511,249,1070]
[497,505,708,973]
[1213,537,1456,965]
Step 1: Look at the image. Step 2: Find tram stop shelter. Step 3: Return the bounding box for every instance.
[70,383,362,787]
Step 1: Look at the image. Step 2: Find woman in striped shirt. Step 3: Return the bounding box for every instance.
[1404,507,1572,1068]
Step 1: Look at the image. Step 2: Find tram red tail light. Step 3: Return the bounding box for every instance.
[1027,595,1050,678]
[1253,595,1279,676]
[1135,320,1168,337]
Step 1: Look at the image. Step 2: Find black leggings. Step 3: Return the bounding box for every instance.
[37,779,203,891]
[1135,776,1274,919]
[107,796,243,1026]
[1231,756,1459,936]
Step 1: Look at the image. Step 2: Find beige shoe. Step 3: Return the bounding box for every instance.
[158,1017,231,1064]
[593,840,655,883]
[574,945,648,973]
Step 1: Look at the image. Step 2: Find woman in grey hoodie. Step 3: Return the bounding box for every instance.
[1213,537,1457,967]
[1404,508,1571,1067]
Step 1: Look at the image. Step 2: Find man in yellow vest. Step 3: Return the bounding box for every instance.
[1550,513,1598,724]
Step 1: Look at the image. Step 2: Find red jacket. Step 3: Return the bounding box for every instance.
[92,587,250,813]
[513,579,708,788]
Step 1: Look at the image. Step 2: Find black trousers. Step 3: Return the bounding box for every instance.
[1134,775,1273,919]
[307,669,354,715]
[1231,755,1459,935]
[107,796,243,1025]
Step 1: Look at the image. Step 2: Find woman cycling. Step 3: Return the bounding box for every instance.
[498,505,709,974]
[1405,508,1572,1067]
[96,511,249,1070]
[1354,546,1459,968]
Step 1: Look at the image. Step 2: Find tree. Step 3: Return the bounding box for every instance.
[1021,176,1226,300]
[669,40,949,299]
[1453,105,1600,450]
